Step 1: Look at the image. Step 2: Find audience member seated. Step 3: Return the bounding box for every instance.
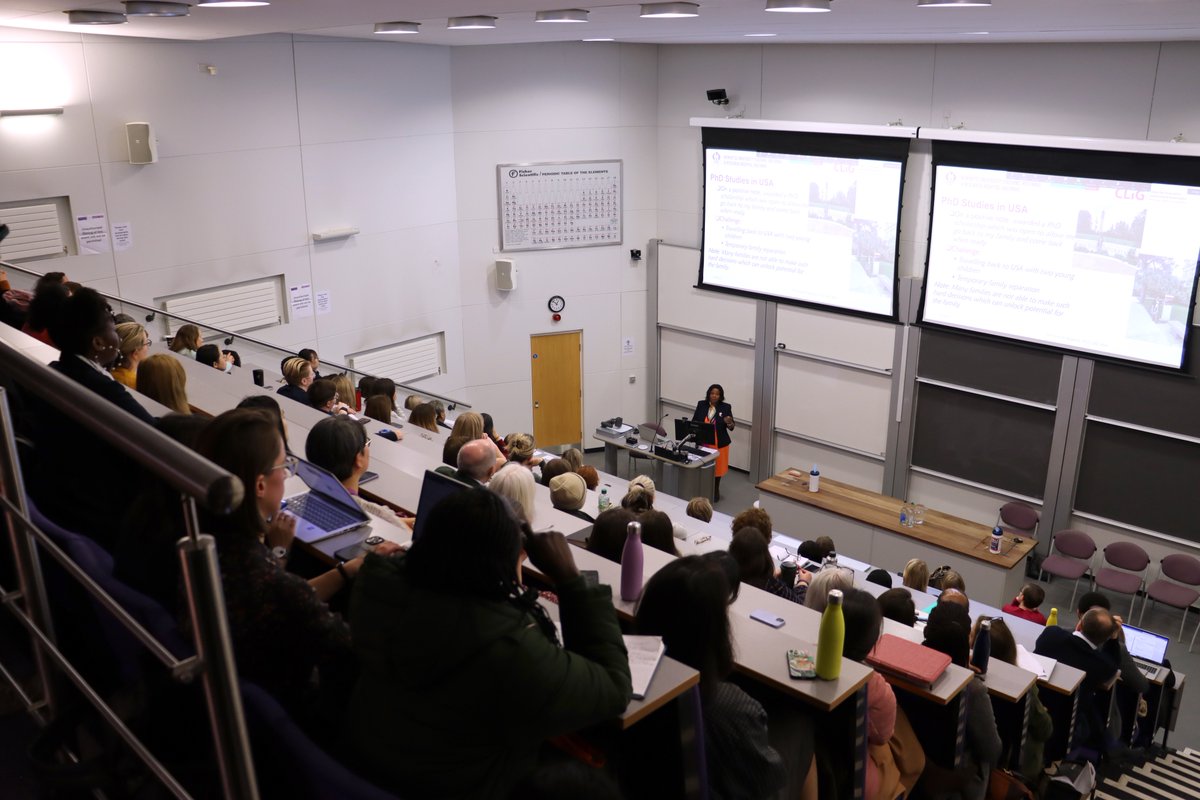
[805,567,854,612]
[686,496,713,523]
[443,435,471,468]
[934,568,966,593]
[490,462,537,525]
[225,349,241,368]
[635,556,800,800]
[408,402,440,432]
[576,464,600,491]
[110,322,150,389]
[539,457,571,486]
[277,356,314,406]
[31,288,156,549]
[620,474,657,513]
[114,413,209,610]
[195,343,230,372]
[431,399,450,429]
[137,353,191,414]
[357,375,377,406]
[194,409,398,725]
[505,431,542,468]
[1002,583,1048,625]
[304,416,405,527]
[365,377,405,425]
[363,395,393,425]
[842,588,925,800]
[345,490,631,798]
[976,617,1052,781]
[586,508,637,563]
[798,536,835,563]
[298,347,321,380]
[1074,590,1150,711]
[331,373,356,413]
[877,588,917,627]
[866,568,893,589]
[481,412,508,457]
[403,394,422,411]
[549,472,593,522]
[559,447,584,472]
[307,378,338,413]
[449,411,485,441]
[729,527,807,604]
[638,510,679,557]
[236,394,289,450]
[730,506,772,544]
[169,323,202,358]
[457,438,498,486]
[902,559,929,592]
[937,588,970,610]
[22,274,69,346]
[921,602,1002,800]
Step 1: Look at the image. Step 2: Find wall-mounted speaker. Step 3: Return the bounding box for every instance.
[496,259,516,292]
[126,121,157,165]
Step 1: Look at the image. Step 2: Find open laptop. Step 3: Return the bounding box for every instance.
[1122,623,1169,680]
[411,470,472,544]
[283,458,371,544]
[639,423,664,446]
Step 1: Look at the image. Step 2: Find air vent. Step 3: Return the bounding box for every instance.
[159,277,283,336]
[0,203,65,261]
[348,333,444,384]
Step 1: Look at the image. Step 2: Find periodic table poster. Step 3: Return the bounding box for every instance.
[497,160,622,252]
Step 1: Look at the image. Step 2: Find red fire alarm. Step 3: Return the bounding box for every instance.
[552,313,561,322]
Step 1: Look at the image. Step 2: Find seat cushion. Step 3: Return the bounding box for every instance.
[1146,580,1200,609]
[1041,554,1088,580]
[1094,568,1142,594]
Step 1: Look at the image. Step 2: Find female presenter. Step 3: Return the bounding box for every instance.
[692,383,734,501]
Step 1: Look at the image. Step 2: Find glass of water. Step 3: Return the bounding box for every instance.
[913,504,926,525]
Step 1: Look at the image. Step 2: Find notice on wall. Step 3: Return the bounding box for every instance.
[316,290,332,315]
[622,336,635,356]
[75,213,110,255]
[111,222,133,253]
[289,283,313,318]
[498,159,622,252]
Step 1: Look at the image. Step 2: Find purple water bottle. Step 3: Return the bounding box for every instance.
[620,520,644,601]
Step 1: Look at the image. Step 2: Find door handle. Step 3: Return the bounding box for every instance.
[534,401,540,409]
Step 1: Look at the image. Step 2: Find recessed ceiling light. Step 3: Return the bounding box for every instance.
[374,21,421,34]
[765,0,831,11]
[124,1,190,16]
[917,0,991,6]
[744,32,777,36]
[640,2,700,18]
[64,9,127,23]
[960,30,990,34]
[582,37,615,41]
[536,9,589,22]
[447,15,497,29]
[196,0,269,6]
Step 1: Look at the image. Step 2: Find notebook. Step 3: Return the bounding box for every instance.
[623,635,666,700]
[866,633,952,687]
[283,459,371,544]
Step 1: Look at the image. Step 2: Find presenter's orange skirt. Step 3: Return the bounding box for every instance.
[715,445,730,478]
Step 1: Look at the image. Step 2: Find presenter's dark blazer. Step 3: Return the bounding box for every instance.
[30,357,156,549]
[692,400,733,449]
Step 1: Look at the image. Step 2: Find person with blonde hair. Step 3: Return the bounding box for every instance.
[277,356,314,406]
[331,373,357,412]
[449,411,485,441]
[168,324,202,358]
[505,432,542,468]
[408,402,440,432]
[489,463,537,525]
[559,447,584,472]
[686,496,713,523]
[404,394,423,411]
[110,322,151,389]
[137,354,190,414]
[621,474,656,513]
[902,559,929,592]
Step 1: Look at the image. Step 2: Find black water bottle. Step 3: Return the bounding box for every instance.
[971,618,992,675]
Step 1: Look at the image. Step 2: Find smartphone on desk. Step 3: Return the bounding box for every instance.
[787,649,816,680]
[359,471,380,485]
[750,609,786,629]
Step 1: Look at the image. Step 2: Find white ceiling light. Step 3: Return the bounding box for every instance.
[917,0,991,6]
[374,21,421,34]
[536,9,589,22]
[195,0,269,6]
[766,0,831,11]
[744,32,777,36]
[640,3,700,18]
[447,15,497,29]
[0,108,65,117]
[124,1,191,16]
[582,37,615,41]
[64,9,127,23]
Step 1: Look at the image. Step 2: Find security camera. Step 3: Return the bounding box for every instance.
[707,89,729,106]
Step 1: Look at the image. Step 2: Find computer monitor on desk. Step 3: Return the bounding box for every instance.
[674,418,703,443]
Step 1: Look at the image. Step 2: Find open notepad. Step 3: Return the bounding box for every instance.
[623,635,666,700]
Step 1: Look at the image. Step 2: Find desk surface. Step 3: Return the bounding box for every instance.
[758,470,1038,570]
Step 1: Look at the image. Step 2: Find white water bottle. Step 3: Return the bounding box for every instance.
[990,525,1003,554]
[809,464,820,493]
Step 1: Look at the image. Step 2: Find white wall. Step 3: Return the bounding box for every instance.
[0,30,466,399]
[450,42,658,441]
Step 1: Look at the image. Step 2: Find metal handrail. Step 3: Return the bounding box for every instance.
[0,259,471,410]
[0,341,241,513]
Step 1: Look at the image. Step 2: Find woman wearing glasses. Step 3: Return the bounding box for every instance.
[194,408,399,725]
[109,322,151,389]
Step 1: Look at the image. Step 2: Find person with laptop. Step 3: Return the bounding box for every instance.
[304,416,406,528]
[344,489,631,799]
[1072,591,1154,751]
[690,383,735,501]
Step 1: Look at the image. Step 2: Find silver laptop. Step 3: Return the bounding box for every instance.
[638,423,663,445]
[283,459,371,544]
[1122,623,1169,680]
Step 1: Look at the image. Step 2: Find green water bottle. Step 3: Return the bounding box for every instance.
[1046,607,1058,627]
[816,589,845,680]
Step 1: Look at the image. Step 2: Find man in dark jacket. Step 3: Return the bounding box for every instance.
[1036,607,1121,752]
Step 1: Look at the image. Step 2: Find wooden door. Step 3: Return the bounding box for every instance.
[531,331,582,448]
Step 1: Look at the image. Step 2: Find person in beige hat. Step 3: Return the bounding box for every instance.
[549,472,594,523]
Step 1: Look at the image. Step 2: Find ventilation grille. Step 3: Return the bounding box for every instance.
[159,277,283,336]
[349,334,444,384]
[0,203,65,261]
